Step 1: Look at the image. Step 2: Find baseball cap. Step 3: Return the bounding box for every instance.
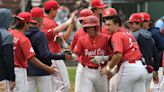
[103,8,118,17]
[16,12,37,23]
[44,0,59,10]
[140,12,150,21]
[91,0,107,9]
[30,7,44,18]
[128,13,143,23]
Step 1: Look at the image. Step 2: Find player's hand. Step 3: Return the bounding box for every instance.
[54,36,63,44]
[47,66,58,74]
[100,66,109,76]
[90,56,104,64]
[9,81,16,91]
[107,72,114,80]
[64,50,72,60]
[153,71,159,84]
[70,10,78,24]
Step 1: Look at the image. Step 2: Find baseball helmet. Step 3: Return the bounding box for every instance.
[91,0,106,9]
[44,0,59,10]
[30,7,44,18]
[103,8,118,18]
[79,9,94,21]
[82,15,99,28]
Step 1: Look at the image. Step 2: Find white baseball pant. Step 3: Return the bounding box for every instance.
[13,67,27,92]
[27,75,52,92]
[80,66,108,92]
[145,73,153,92]
[115,60,148,92]
[0,80,10,92]
[110,73,118,92]
[51,60,70,92]
[74,63,83,92]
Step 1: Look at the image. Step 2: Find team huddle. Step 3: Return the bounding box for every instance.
[0,0,164,92]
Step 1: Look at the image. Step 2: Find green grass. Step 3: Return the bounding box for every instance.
[67,67,76,92]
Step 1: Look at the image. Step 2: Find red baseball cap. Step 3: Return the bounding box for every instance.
[16,12,37,23]
[140,12,150,21]
[128,13,143,23]
[30,7,44,18]
[79,9,94,21]
[44,0,59,10]
[103,8,118,17]
[92,0,107,9]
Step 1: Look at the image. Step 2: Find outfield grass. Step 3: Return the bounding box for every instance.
[67,67,76,92]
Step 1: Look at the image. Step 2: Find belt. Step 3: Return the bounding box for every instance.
[82,64,99,69]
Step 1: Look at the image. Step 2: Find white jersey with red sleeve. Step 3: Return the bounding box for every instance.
[73,33,112,67]
[10,30,35,68]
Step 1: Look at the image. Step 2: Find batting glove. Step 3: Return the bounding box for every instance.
[90,56,109,64]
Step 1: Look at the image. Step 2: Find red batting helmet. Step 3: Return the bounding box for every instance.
[103,8,118,18]
[79,9,94,21]
[91,0,107,9]
[82,15,99,28]
[30,7,44,18]
[44,0,59,10]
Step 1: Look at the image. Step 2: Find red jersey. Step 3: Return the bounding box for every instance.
[41,15,62,53]
[70,28,86,51]
[10,30,35,68]
[111,28,142,65]
[73,33,112,67]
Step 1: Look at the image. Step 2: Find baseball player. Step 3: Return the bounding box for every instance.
[70,8,94,92]
[128,13,159,92]
[25,7,72,92]
[101,15,148,92]
[42,1,76,92]
[140,12,164,92]
[0,8,15,92]
[91,0,107,32]
[73,15,111,92]
[10,12,57,92]
[101,7,119,92]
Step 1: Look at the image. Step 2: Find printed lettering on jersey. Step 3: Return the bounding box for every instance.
[13,37,19,50]
[30,47,34,53]
[124,32,139,50]
[85,49,105,56]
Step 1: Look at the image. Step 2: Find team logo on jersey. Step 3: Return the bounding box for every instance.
[85,49,105,56]
[30,47,34,53]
